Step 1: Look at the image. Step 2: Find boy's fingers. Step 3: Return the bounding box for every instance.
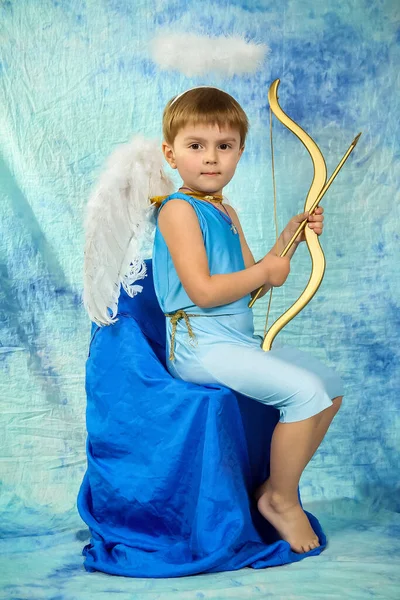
[309,207,323,219]
[311,212,324,221]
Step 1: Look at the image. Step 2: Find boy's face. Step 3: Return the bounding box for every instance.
[162,122,244,195]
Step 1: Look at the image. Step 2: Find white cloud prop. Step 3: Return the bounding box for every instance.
[150,33,269,77]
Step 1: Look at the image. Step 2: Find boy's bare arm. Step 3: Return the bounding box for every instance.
[226,204,300,300]
[157,200,277,309]
[224,205,270,300]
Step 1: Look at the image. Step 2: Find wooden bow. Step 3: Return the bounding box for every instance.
[249,79,361,352]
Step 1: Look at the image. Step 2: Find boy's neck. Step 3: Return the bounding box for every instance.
[178,185,224,199]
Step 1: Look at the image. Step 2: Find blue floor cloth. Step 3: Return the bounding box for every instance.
[76,259,328,577]
[3,498,400,597]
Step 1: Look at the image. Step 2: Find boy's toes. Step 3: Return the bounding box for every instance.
[303,543,312,552]
[299,540,319,553]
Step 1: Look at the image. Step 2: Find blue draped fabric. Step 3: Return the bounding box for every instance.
[76,259,327,577]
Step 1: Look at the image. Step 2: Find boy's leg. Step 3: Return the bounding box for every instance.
[255,395,343,500]
[302,395,343,468]
[255,397,342,554]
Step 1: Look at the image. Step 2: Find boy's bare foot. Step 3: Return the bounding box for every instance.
[254,481,321,554]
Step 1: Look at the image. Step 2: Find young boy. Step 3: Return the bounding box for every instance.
[151,86,343,554]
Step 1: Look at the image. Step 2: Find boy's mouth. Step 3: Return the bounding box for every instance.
[202,172,220,176]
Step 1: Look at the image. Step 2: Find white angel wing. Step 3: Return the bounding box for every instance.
[83,134,175,326]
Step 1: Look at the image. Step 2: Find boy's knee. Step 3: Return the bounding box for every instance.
[332,395,343,414]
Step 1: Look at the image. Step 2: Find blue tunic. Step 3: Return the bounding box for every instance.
[152,192,344,422]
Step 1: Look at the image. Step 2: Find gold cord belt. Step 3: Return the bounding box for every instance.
[164,309,233,362]
[164,310,204,362]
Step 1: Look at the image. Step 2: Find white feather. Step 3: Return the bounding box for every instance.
[83,135,175,326]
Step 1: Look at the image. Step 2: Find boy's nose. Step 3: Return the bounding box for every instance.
[203,149,218,163]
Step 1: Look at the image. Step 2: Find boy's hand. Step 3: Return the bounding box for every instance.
[283,206,324,246]
[261,253,291,287]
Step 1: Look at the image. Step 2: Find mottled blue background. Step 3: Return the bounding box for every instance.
[1,0,399,598]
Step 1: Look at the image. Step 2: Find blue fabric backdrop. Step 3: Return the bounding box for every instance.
[1,1,399,598]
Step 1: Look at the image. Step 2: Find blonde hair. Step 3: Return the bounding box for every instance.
[162,87,249,149]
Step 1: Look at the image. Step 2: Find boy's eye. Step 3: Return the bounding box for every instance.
[189,143,232,150]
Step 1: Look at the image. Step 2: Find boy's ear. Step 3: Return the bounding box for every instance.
[162,141,177,169]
